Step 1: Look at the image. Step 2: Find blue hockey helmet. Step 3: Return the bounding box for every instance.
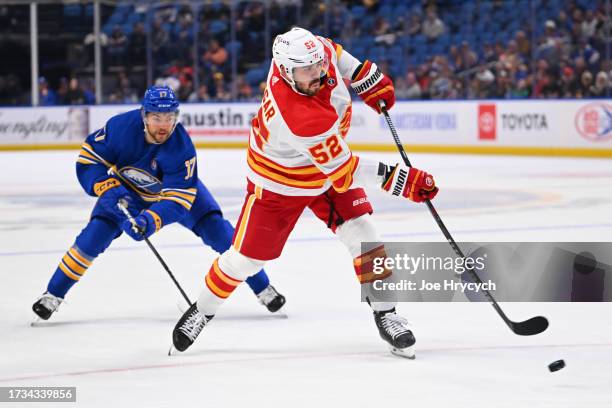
[142,85,179,113]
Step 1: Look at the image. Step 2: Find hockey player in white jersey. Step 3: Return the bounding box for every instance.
[171,27,439,358]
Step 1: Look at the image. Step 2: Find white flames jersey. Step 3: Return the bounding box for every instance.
[247,37,362,196]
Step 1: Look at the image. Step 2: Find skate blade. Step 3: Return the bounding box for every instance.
[30,317,42,327]
[168,345,176,356]
[389,345,415,359]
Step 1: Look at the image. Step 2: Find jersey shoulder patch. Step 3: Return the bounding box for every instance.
[270,64,338,138]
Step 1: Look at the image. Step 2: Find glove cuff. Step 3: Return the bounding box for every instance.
[93,178,121,196]
[381,164,409,197]
[144,210,162,233]
[351,61,383,95]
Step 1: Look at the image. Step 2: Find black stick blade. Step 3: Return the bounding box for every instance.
[511,316,549,336]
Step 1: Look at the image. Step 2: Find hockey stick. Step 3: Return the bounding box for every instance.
[117,201,193,307]
[378,102,548,336]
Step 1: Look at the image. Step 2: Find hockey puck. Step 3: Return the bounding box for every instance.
[548,360,565,372]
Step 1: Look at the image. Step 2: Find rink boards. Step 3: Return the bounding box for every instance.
[0,100,611,157]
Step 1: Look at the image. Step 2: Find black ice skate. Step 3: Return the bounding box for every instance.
[171,303,213,353]
[257,285,286,313]
[32,292,63,321]
[373,308,416,359]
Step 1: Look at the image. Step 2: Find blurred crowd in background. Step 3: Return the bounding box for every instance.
[0,0,610,106]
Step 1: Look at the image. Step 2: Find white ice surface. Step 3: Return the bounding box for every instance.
[1,150,611,407]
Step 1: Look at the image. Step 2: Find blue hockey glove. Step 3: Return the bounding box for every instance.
[95,178,134,219]
[121,211,159,241]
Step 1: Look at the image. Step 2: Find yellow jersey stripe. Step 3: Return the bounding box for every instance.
[233,193,257,251]
[78,148,100,162]
[328,156,357,182]
[333,173,353,193]
[77,158,98,165]
[81,143,112,167]
[162,188,197,195]
[94,130,106,142]
[335,43,343,58]
[160,195,192,210]
[163,191,197,203]
[248,156,327,188]
[250,150,322,176]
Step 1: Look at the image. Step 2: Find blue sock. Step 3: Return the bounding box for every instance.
[47,266,78,298]
[45,217,120,299]
[245,270,270,295]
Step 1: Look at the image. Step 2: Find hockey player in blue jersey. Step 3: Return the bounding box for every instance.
[32,86,285,320]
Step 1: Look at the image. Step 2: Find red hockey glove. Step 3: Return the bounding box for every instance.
[381,163,438,203]
[351,60,395,113]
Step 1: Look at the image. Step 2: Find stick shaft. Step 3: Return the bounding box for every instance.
[117,202,192,306]
[379,107,520,330]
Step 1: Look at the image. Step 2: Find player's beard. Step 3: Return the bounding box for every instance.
[154,129,170,143]
[297,78,321,96]
[146,126,172,144]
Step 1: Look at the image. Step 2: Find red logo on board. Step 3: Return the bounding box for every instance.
[575,102,612,142]
[478,104,497,140]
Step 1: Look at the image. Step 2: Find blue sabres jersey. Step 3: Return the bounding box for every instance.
[76,109,198,227]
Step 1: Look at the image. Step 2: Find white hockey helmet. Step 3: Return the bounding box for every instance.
[272,27,329,93]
